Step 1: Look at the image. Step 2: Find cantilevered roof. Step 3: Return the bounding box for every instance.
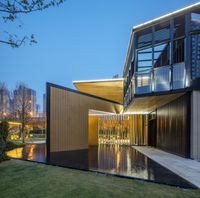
[73,79,124,104]
[124,92,185,114]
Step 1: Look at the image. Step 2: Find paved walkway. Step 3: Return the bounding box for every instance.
[133,146,200,188]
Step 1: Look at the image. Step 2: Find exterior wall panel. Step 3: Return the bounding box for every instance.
[47,83,122,160]
[129,114,148,145]
[191,91,200,161]
[156,93,190,158]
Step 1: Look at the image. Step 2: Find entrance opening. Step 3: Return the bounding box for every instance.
[88,110,148,147]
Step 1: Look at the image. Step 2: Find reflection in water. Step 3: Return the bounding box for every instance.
[93,145,152,180]
[6,144,195,188]
[6,144,46,163]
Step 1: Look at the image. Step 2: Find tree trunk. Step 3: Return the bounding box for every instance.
[21,123,25,143]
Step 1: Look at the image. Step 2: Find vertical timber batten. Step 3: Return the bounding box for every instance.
[46,83,51,162]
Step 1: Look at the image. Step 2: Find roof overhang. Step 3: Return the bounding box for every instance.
[73,79,124,104]
[133,2,200,31]
[124,92,186,114]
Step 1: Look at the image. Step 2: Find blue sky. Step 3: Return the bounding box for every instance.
[1,0,199,110]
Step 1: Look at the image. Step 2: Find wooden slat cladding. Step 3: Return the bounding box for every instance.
[156,93,190,158]
[88,116,98,146]
[129,115,148,145]
[191,91,200,161]
[48,84,122,154]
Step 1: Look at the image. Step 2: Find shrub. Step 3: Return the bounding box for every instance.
[6,140,25,151]
[0,120,9,162]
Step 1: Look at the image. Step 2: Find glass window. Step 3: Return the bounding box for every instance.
[154,21,170,43]
[137,47,152,72]
[191,9,200,31]
[191,34,200,79]
[173,38,184,63]
[138,53,152,60]
[174,16,185,38]
[137,28,152,48]
[154,43,170,67]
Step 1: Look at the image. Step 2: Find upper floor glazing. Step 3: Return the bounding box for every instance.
[123,5,200,107]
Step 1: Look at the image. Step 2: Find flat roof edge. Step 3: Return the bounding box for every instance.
[73,78,124,84]
[133,2,200,31]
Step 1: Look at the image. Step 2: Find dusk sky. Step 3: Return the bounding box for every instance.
[1,0,199,110]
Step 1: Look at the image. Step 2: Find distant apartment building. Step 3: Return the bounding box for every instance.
[13,85,36,117]
[43,94,46,117]
[0,84,11,116]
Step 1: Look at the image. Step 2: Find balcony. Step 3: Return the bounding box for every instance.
[134,63,186,95]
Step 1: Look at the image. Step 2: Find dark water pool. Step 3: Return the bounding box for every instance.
[6,144,196,188]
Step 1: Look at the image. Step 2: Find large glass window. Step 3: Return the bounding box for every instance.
[173,39,184,63]
[191,33,200,79]
[174,16,185,38]
[154,43,170,67]
[137,47,152,72]
[137,28,152,48]
[191,9,200,31]
[154,22,170,44]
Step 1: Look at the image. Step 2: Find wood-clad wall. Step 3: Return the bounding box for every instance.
[191,91,200,161]
[129,115,148,145]
[88,116,98,146]
[156,94,190,158]
[48,84,122,154]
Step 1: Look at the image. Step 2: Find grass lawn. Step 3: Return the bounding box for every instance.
[0,160,200,198]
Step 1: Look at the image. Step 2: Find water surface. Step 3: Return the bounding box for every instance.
[7,144,196,188]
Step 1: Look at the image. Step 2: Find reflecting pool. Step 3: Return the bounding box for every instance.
[6,144,196,188]
[6,143,46,163]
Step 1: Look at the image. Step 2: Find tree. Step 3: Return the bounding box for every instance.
[0,0,65,48]
[13,83,32,143]
[0,120,9,162]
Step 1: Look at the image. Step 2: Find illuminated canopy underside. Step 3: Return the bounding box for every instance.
[125,92,185,113]
[73,79,124,104]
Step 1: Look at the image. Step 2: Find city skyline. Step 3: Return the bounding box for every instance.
[1,0,199,107]
[0,83,43,115]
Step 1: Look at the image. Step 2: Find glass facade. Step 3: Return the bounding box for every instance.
[134,18,186,96]
[123,12,199,107]
[191,9,200,80]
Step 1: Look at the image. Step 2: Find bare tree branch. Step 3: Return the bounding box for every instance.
[0,0,65,47]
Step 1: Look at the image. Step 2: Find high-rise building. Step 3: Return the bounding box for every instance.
[43,94,46,117]
[0,84,11,117]
[13,85,36,117]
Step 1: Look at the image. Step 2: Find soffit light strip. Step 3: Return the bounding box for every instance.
[73,78,124,84]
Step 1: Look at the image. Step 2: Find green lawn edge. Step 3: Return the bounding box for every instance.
[0,159,200,198]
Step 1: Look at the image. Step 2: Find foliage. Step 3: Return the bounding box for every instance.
[6,140,25,151]
[0,120,9,162]
[0,0,65,47]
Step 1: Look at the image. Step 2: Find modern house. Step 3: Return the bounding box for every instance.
[46,2,200,165]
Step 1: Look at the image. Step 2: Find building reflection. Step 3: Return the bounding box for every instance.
[6,143,195,188]
[6,144,46,163]
[92,145,154,180]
